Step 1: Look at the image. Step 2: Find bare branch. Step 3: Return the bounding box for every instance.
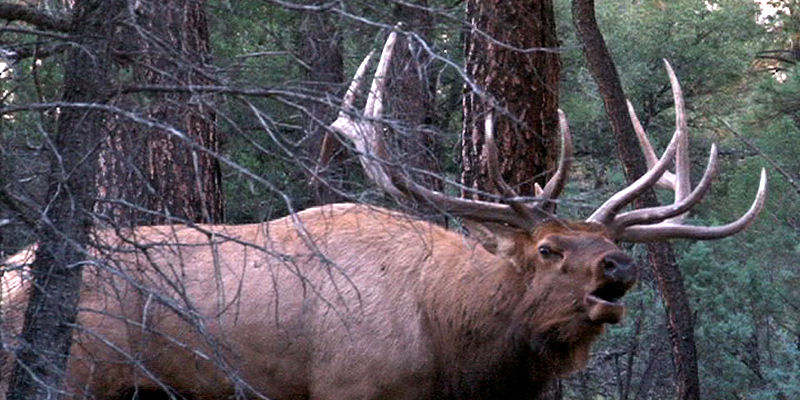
[0,4,71,32]
[718,118,800,195]
[0,42,70,62]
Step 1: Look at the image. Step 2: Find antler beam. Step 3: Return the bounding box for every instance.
[328,30,573,231]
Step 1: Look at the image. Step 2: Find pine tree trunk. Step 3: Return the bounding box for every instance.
[388,0,443,198]
[96,0,222,225]
[6,1,123,398]
[462,0,560,200]
[571,1,700,399]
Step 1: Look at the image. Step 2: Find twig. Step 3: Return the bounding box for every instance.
[717,118,800,194]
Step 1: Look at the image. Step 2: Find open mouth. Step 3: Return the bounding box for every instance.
[584,282,629,324]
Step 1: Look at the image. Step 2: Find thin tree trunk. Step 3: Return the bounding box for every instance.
[6,1,123,398]
[388,0,442,198]
[571,1,700,399]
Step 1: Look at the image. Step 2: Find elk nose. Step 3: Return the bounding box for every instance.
[600,252,637,285]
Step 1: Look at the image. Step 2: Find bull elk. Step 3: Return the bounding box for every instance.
[1,32,766,400]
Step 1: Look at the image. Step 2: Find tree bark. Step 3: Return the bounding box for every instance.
[462,0,560,200]
[96,0,223,225]
[6,1,123,398]
[571,1,700,399]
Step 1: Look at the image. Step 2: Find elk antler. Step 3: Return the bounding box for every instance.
[586,60,768,242]
[328,31,573,231]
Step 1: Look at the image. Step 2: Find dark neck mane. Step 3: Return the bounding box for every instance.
[419,243,601,399]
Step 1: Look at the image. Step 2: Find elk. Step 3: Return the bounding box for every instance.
[1,32,766,400]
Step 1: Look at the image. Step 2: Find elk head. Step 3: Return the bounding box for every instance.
[326,31,767,329]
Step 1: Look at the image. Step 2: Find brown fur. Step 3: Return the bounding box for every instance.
[1,203,635,399]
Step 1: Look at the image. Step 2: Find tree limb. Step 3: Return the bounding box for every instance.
[0,4,71,33]
[1,42,70,62]
[717,118,800,194]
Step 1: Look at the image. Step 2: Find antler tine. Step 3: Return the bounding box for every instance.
[540,110,573,210]
[610,144,717,231]
[627,60,692,222]
[341,50,376,112]
[626,61,691,198]
[329,32,401,198]
[586,117,685,225]
[365,32,398,118]
[664,60,692,223]
[616,169,768,242]
[313,49,377,174]
[627,99,676,190]
[484,112,540,228]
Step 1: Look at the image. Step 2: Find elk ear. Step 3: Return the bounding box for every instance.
[462,219,528,270]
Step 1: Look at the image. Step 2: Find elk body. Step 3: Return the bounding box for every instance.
[1,32,766,400]
[3,203,635,400]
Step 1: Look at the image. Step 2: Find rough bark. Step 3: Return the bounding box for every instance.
[571,1,700,399]
[462,0,561,200]
[5,1,123,398]
[96,0,223,225]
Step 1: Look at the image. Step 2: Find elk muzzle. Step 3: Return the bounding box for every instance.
[585,251,637,324]
[600,252,637,286]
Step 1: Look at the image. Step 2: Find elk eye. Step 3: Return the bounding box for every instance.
[538,245,555,257]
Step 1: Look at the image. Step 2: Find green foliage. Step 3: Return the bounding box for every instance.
[0,40,66,252]
[559,0,764,153]
[601,0,761,99]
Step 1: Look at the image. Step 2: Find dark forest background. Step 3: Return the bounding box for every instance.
[0,1,798,399]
